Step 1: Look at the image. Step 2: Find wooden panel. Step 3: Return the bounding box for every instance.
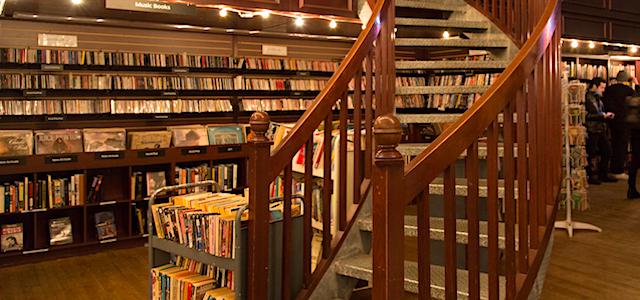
[235,36,351,60]
[190,0,286,10]
[563,0,606,9]
[610,0,640,14]
[611,22,640,45]
[295,0,355,17]
[562,15,607,41]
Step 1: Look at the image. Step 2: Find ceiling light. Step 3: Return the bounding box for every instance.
[259,10,270,18]
[443,31,450,39]
[71,0,82,4]
[66,16,73,21]
[96,18,104,23]
[295,17,304,27]
[329,20,337,29]
[219,8,228,17]
[571,40,579,48]
[631,47,638,54]
[588,41,595,49]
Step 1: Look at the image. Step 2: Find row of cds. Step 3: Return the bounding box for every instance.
[0,48,339,72]
[0,74,329,91]
[0,99,233,115]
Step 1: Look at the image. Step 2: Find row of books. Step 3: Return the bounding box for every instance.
[562,62,607,80]
[395,94,482,109]
[0,125,246,157]
[0,74,236,90]
[427,73,499,86]
[609,64,636,79]
[240,98,312,111]
[151,256,234,300]
[1,174,89,213]
[175,164,240,194]
[0,48,337,72]
[233,77,327,91]
[0,99,234,115]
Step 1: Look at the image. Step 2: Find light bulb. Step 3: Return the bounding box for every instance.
[631,47,638,54]
[295,17,304,27]
[260,10,270,18]
[71,0,82,4]
[443,31,450,39]
[329,20,337,29]
[588,41,595,49]
[219,8,228,17]
[361,23,366,30]
[571,40,579,48]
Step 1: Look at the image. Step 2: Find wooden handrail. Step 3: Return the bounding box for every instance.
[402,0,560,203]
[266,0,390,182]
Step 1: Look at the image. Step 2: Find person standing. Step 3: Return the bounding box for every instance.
[603,71,636,179]
[624,96,640,199]
[585,78,616,184]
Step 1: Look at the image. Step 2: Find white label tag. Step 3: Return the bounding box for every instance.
[38,34,78,48]
[262,44,288,57]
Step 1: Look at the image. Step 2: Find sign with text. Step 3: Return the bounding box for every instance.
[262,44,288,57]
[106,0,196,15]
[38,34,78,48]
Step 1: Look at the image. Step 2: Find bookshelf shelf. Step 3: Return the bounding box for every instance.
[150,236,238,270]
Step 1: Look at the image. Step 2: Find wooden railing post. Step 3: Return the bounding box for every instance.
[372,114,405,299]
[247,111,272,300]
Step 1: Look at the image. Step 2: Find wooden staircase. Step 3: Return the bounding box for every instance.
[243,0,562,299]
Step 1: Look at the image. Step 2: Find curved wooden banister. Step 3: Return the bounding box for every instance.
[266,0,389,182]
[402,0,560,203]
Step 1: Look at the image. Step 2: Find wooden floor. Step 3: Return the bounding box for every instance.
[0,247,148,300]
[541,180,640,299]
[1,182,639,299]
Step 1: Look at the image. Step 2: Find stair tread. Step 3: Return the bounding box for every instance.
[396,60,509,70]
[396,113,463,123]
[335,254,506,299]
[358,215,517,249]
[398,143,517,158]
[396,38,510,48]
[395,0,466,11]
[429,177,517,198]
[396,85,490,95]
[396,18,489,29]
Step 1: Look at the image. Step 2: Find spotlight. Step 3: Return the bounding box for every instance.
[571,40,579,48]
[631,47,638,54]
[588,41,595,49]
[443,31,450,39]
[329,20,337,29]
[219,8,228,17]
[71,0,82,4]
[259,10,270,18]
[295,17,304,27]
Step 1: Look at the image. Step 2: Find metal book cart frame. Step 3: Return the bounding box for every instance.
[148,180,305,300]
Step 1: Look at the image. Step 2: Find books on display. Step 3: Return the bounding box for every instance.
[0,130,33,157]
[128,131,171,150]
[94,211,117,240]
[169,125,208,147]
[34,129,83,155]
[1,223,23,252]
[207,125,245,145]
[49,217,73,245]
[83,128,126,152]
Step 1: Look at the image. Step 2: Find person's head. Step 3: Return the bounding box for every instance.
[590,78,606,95]
[617,70,632,83]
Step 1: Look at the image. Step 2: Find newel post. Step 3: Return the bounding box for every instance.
[247,111,272,300]
[372,114,405,299]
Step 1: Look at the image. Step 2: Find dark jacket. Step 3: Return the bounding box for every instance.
[603,83,634,124]
[585,91,607,133]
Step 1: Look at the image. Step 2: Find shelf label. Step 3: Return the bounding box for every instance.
[24,90,45,96]
[100,238,117,244]
[296,71,310,76]
[172,68,189,73]
[106,0,196,15]
[99,201,117,206]
[41,64,64,71]
[292,91,303,96]
[29,208,47,213]
[137,149,165,158]
[45,155,78,164]
[262,44,288,56]
[161,91,177,96]
[0,157,26,166]
[181,147,207,156]
[46,115,65,121]
[95,151,124,160]
[23,248,49,255]
[218,146,241,153]
[153,115,170,119]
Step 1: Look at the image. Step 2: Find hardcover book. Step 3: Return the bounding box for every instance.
[94,211,117,240]
[1,223,23,252]
[34,129,83,155]
[83,128,126,152]
[49,217,73,246]
[0,130,33,157]
[169,125,208,147]
[207,125,245,145]
[128,131,171,150]
[146,171,167,197]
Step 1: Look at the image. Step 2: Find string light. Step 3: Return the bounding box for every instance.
[632,47,638,54]
[329,20,337,29]
[259,10,270,18]
[219,8,228,17]
[588,41,595,49]
[295,16,304,27]
[443,31,450,39]
[71,0,82,4]
[570,40,579,48]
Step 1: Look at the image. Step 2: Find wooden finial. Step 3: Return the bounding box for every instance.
[373,114,403,160]
[249,111,270,143]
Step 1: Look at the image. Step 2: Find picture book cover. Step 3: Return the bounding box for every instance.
[49,217,73,246]
[128,131,171,150]
[169,125,208,147]
[146,171,167,197]
[1,223,23,252]
[207,125,245,145]
[0,130,33,157]
[83,128,126,152]
[34,129,83,155]
[94,211,117,240]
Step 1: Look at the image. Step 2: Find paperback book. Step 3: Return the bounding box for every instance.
[0,130,33,157]
[1,223,23,252]
[34,129,83,155]
[94,211,117,240]
[169,125,208,147]
[49,217,73,246]
[207,125,245,145]
[146,171,167,197]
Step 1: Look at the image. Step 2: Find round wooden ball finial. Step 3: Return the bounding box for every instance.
[373,114,403,160]
[249,111,271,142]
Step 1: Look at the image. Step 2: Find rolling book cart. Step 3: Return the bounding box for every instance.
[147,180,305,300]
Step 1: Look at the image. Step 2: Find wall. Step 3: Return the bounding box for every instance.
[563,0,640,44]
